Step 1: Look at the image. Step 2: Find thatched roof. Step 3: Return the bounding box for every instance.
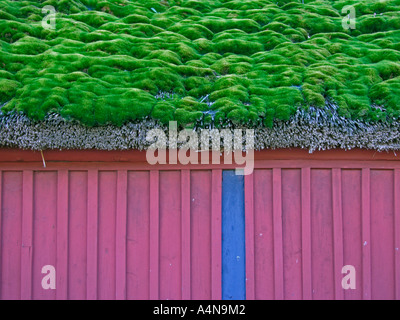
[1,0,400,150]
[2,101,400,152]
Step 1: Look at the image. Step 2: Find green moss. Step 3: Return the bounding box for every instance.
[210,85,249,102]
[10,36,50,55]
[192,38,214,54]
[1,0,400,127]
[180,0,212,13]
[213,75,249,91]
[210,54,254,75]
[151,16,176,29]
[215,38,264,55]
[173,42,200,61]
[147,49,182,65]
[121,14,151,24]
[200,17,260,34]
[174,96,205,127]
[211,98,240,115]
[169,23,214,40]
[370,78,400,111]
[152,100,176,124]
[0,79,20,102]
[375,60,400,80]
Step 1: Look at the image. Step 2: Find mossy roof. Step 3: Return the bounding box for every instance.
[1,0,400,132]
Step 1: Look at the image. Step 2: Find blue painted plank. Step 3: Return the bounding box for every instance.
[222,170,246,300]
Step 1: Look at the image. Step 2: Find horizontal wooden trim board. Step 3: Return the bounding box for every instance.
[0,148,400,163]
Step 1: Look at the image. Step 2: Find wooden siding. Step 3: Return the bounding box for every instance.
[0,149,399,300]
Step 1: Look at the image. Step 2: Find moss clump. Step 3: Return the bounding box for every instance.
[210,85,249,102]
[151,100,176,125]
[169,23,214,40]
[174,96,206,127]
[0,79,20,103]
[215,39,264,55]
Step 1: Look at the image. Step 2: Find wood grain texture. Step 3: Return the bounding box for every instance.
[0,150,399,300]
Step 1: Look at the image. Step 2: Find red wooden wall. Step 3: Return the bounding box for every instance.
[0,149,399,300]
[245,167,400,300]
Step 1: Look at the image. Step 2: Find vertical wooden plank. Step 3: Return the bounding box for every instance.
[370,170,395,299]
[211,169,222,300]
[281,169,302,300]
[32,171,58,300]
[222,170,245,300]
[272,168,284,300]
[98,171,117,300]
[1,172,23,300]
[254,170,274,300]
[56,170,69,300]
[332,168,344,300]
[181,170,191,300]
[149,170,159,300]
[21,170,33,300]
[191,171,212,299]
[159,171,181,300]
[310,169,334,300]
[126,171,150,300]
[301,167,312,300]
[395,169,400,300]
[86,169,98,300]
[116,170,127,300]
[245,173,255,300]
[361,168,371,300]
[68,171,88,300]
[341,170,362,300]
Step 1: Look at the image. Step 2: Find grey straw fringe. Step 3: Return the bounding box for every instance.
[1,101,400,152]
